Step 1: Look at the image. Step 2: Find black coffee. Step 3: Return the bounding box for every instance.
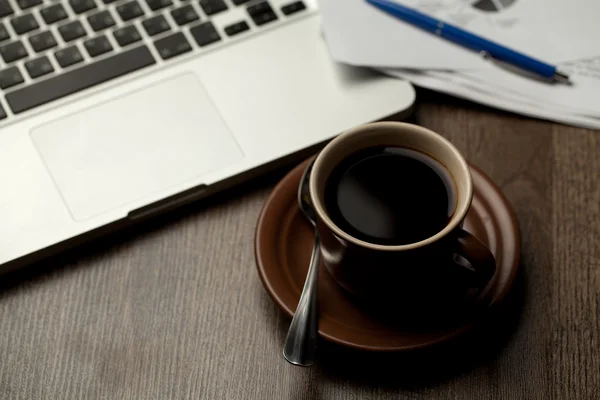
[325,146,457,245]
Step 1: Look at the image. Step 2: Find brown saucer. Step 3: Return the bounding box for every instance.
[255,158,520,351]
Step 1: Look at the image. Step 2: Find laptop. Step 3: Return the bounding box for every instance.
[0,0,415,271]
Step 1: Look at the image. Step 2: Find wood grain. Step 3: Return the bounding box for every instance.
[1,89,599,399]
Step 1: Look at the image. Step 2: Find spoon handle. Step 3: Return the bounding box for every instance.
[283,231,321,367]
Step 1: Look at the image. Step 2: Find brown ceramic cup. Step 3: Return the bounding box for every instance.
[309,122,496,310]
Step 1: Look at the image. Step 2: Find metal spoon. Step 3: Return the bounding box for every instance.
[283,158,320,367]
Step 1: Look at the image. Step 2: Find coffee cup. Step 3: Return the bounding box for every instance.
[309,122,496,310]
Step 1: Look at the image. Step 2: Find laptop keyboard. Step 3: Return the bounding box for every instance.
[0,0,307,120]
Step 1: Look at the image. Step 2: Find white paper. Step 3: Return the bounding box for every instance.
[319,0,489,69]
[405,0,600,62]
[319,0,600,69]
[381,67,600,130]
[448,56,600,118]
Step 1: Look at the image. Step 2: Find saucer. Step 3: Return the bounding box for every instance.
[255,158,520,351]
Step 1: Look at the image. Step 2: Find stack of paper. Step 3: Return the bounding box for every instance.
[319,0,600,129]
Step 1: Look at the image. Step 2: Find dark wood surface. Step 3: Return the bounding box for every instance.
[1,89,599,399]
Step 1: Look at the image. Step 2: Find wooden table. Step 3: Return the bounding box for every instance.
[1,89,598,400]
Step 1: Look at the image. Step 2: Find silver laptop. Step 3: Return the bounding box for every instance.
[0,0,415,270]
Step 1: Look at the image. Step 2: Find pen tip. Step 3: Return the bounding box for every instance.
[554,70,571,85]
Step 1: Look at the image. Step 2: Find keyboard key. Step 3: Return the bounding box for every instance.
[84,35,112,57]
[116,1,144,22]
[0,0,14,18]
[69,0,96,14]
[17,0,42,10]
[224,20,248,36]
[0,23,9,43]
[11,13,39,35]
[58,21,87,42]
[41,4,68,25]
[29,31,57,52]
[54,45,83,67]
[199,0,227,16]
[0,41,27,63]
[190,21,220,47]
[170,5,198,26]
[154,31,190,60]
[0,103,6,120]
[7,46,156,114]
[0,66,23,89]
[247,1,277,26]
[281,1,305,15]
[113,24,141,47]
[88,10,115,31]
[232,0,250,4]
[103,0,116,3]
[146,0,171,11]
[142,15,170,36]
[25,55,54,78]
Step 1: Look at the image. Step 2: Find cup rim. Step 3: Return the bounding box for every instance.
[309,122,473,252]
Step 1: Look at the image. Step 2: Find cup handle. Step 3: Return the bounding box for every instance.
[453,228,496,306]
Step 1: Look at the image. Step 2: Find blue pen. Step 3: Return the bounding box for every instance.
[366,0,570,83]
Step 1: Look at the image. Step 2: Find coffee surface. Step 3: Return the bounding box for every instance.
[325,146,457,245]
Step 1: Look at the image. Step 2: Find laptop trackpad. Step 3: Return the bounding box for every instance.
[31,73,244,221]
